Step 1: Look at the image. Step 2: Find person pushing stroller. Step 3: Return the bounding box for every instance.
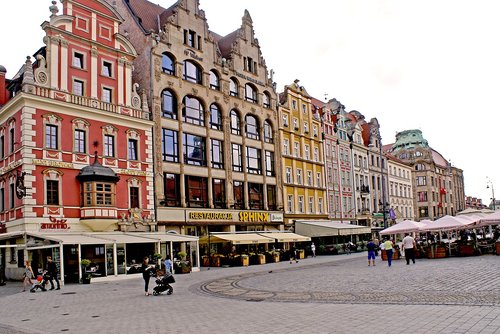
[152,269,175,296]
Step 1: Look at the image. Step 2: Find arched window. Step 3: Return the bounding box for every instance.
[245,84,258,103]
[209,70,220,90]
[245,115,260,140]
[182,96,204,126]
[229,78,238,97]
[183,60,202,84]
[161,89,177,119]
[263,121,273,143]
[162,53,175,75]
[230,110,241,135]
[263,92,271,108]
[209,104,222,130]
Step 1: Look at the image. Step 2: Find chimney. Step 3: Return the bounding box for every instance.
[0,65,7,106]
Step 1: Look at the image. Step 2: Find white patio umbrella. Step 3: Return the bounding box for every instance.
[380,220,425,235]
[422,215,481,232]
[475,210,500,228]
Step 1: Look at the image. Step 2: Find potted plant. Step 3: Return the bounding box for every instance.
[152,253,163,268]
[174,251,191,274]
[81,259,92,284]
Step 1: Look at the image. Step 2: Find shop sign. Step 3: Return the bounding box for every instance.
[269,213,284,222]
[33,159,74,169]
[239,211,269,222]
[41,216,70,230]
[188,212,233,220]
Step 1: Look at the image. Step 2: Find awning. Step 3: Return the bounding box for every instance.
[295,220,372,237]
[258,232,310,242]
[200,233,274,245]
[137,232,199,243]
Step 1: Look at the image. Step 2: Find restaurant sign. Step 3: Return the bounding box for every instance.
[188,212,233,220]
[41,216,70,230]
[239,212,269,222]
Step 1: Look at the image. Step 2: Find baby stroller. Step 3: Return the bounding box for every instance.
[30,270,49,293]
[153,270,175,296]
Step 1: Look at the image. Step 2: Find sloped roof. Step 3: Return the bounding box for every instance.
[126,0,176,33]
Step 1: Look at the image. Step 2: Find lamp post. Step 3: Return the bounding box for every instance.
[487,177,496,211]
[377,131,388,229]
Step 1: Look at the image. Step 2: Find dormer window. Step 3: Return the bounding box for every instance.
[183,29,201,50]
[244,57,257,74]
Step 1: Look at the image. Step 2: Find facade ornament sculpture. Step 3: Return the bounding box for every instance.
[22,56,35,93]
[34,55,49,86]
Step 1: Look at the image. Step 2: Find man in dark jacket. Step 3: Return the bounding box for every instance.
[46,256,60,290]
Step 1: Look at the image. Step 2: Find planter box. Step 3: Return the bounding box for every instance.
[381,250,400,261]
[297,249,305,259]
[496,242,500,255]
[273,253,280,263]
[241,256,249,266]
[458,244,475,257]
[202,256,210,267]
[257,254,266,264]
[427,245,447,259]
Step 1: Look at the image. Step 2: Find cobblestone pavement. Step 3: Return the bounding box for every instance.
[0,253,499,334]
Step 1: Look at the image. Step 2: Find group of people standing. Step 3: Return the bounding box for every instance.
[368,233,417,267]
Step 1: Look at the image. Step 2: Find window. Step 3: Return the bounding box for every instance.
[283,114,289,127]
[245,115,260,140]
[45,124,58,149]
[73,79,84,96]
[102,61,112,77]
[0,187,4,211]
[267,185,276,210]
[211,139,224,169]
[209,70,220,90]
[162,129,178,162]
[73,52,84,69]
[45,179,59,205]
[9,128,14,153]
[230,110,241,135]
[318,197,324,213]
[185,175,208,208]
[104,135,115,157]
[163,173,180,207]
[233,181,244,209]
[309,197,314,213]
[285,167,292,183]
[245,84,257,103]
[9,183,15,209]
[213,179,226,208]
[293,118,298,130]
[74,129,86,153]
[183,60,202,84]
[415,164,425,171]
[0,135,4,158]
[264,121,273,143]
[296,169,303,185]
[248,183,263,210]
[232,144,242,172]
[183,96,204,126]
[418,191,428,202]
[298,196,304,213]
[304,122,309,133]
[162,89,177,119]
[102,87,112,103]
[419,206,429,218]
[316,172,321,187]
[229,78,238,97]
[265,151,275,177]
[313,125,318,137]
[161,53,175,75]
[210,104,222,130]
[314,147,319,162]
[283,139,289,155]
[304,145,310,160]
[307,171,312,186]
[246,147,262,174]
[129,186,139,208]
[244,57,256,74]
[294,142,299,157]
[287,195,293,213]
[416,176,427,186]
[128,139,138,160]
[184,29,197,48]
[184,134,206,166]
[263,92,271,108]
[83,182,114,206]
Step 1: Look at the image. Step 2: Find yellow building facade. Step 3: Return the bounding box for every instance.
[279,81,328,228]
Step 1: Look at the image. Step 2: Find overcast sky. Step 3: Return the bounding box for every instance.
[1,0,499,205]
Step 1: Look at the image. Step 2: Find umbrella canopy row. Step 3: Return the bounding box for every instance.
[380,210,500,235]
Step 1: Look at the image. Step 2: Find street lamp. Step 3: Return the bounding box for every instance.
[487,177,496,211]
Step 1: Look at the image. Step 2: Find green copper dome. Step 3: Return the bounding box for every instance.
[391,129,429,152]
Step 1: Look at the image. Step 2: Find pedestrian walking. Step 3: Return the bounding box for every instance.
[310,242,316,257]
[142,257,153,296]
[289,245,298,263]
[21,260,34,292]
[402,233,416,265]
[45,256,60,290]
[366,240,376,266]
[383,239,394,267]
[347,241,354,255]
